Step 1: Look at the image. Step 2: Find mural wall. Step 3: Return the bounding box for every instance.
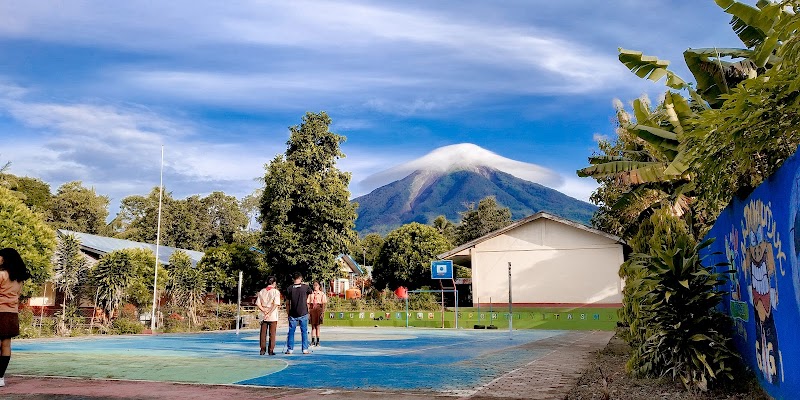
[705,149,800,397]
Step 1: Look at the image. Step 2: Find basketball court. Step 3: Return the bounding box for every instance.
[11,327,573,395]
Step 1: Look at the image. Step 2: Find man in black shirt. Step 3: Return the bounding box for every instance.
[284,272,313,354]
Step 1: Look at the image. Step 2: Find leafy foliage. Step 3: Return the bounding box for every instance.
[90,248,166,318]
[198,244,267,300]
[53,234,88,304]
[47,181,110,235]
[455,196,512,245]
[0,174,52,212]
[113,189,247,251]
[626,232,737,391]
[167,251,205,325]
[372,223,450,290]
[0,186,56,294]
[259,112,358,286]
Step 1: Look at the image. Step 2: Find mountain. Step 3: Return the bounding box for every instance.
[353,144,597,234]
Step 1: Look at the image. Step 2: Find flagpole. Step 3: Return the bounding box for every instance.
[150,145,164,332]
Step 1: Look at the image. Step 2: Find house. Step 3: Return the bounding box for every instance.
[331,254,366,297]
[27,230,205,310]
[437,212,625,307]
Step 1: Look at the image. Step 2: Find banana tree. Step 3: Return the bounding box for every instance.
[578,89,695,233]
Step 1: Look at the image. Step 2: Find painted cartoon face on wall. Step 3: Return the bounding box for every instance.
[741,199,784,385]
[744,230,776,322]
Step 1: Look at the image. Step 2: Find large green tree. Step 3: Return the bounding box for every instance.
[0,186,56,294]
[204,191,248,248]
[259,112,358,285]
[48,181,110,235]
[112,189,248,251]
[372,223,450,290]
[0,174,52,212]
[454,196,512,245]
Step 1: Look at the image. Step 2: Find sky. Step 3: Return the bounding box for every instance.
[0,1,745,216]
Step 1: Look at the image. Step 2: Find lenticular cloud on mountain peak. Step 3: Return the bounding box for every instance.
[357,143,564,192]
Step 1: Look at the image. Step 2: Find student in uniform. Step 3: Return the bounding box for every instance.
[307,281,327,346]
[255,276,281,356]
[0,248,31,387]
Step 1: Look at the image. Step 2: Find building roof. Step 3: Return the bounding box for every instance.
[437,211,624,260]
[336,254,365,275]
[57,229,205,266]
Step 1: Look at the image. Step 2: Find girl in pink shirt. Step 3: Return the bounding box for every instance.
[0,248,31,387]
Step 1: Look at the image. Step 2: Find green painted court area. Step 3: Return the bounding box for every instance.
[324,307,620,330]
[12,353,282,384]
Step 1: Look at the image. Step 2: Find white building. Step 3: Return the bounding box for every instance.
[438,212,625,307]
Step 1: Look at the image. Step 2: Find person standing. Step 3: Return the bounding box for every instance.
[284,272,312,354]
[255,276,281,356]
[307,281,327,347]
[0,248,31,387]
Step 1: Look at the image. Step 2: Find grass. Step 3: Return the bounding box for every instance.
[324,306,619,330]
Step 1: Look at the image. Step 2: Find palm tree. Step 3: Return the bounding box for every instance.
[53,234,88,332]
[92,251,134,320]
[167,251,206,326]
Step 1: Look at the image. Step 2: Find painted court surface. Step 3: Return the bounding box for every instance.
[11,327,571,395]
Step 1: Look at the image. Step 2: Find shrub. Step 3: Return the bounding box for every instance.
[627,235,738,391]
[111,318,145,335]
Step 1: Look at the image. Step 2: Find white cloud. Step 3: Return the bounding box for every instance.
[556,176,598,203]
[0,88,280,212]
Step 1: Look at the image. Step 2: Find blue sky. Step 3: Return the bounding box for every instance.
[0,1,744,215]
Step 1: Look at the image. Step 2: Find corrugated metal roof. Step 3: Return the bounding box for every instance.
[58,230,205,266]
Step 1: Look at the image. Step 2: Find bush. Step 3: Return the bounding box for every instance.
[111,318,145,335]
[626,235,738,391]
[19,308,55,338]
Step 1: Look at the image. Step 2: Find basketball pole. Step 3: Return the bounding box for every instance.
[508,262,512,340]
[236,270,243,335]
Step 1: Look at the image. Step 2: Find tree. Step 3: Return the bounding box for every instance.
[91,250,135,319]
[455,196,512,245]
[431,215,456,245]
[372,223,450,290]
[167,251,206,325]
[204,191,248,248]
[169,194,212,250]
[90,248,166,320]
[123,248,167,310]
[48,181,110,235]
[53,233,88,330]
[347,232,384,267]
[0,174,52,212]
[578,96,695,239]
[197,244,267,300]
[259,112,358,285]
[0,186,57,294]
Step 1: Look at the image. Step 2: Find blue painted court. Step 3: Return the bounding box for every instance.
[12,327,566,393]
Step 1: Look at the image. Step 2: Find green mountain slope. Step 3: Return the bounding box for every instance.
[353,167,596,234]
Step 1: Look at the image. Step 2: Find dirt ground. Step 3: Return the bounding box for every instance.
[564,334,770,400]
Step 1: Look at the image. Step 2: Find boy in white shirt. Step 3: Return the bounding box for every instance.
[255,276,281,355]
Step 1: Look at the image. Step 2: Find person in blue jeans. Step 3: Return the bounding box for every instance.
[284,272,313,354]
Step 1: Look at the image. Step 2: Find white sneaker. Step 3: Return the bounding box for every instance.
[0,377,5,387]
[302,349,310,354]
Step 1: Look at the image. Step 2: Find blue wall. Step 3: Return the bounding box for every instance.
[704,148,800,398]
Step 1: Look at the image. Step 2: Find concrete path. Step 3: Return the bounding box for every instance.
[0,330,613,400]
